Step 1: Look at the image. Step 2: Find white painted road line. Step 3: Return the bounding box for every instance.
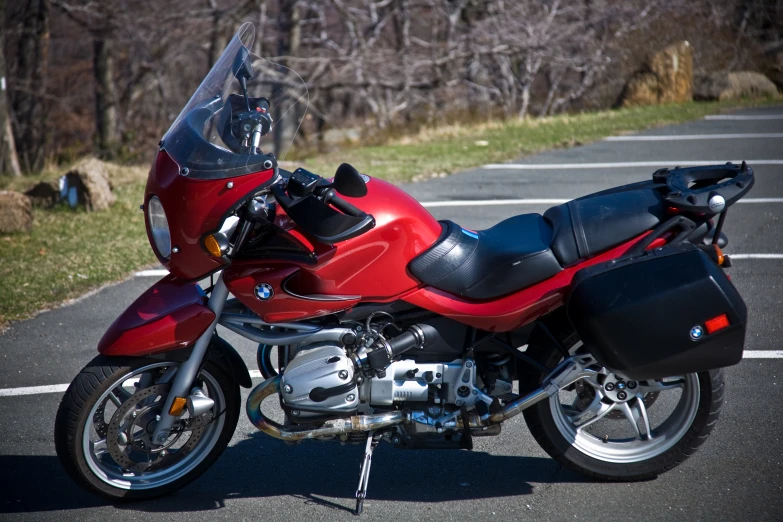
[421,198,783,207]
[605,134,783,142]
[422,199,568,207]
[744,351,783,358]
[729,254,783,260]
[3,351,781,397]
[483,160,783,169]
[0,384,69,397]
[134,269,170,277]
[705,114,783,121]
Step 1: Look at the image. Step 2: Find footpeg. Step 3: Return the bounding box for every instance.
[354,431,380,515]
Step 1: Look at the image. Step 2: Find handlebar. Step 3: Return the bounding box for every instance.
[322,189,366,218]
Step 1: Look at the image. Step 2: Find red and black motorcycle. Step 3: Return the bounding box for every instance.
[55,24,753,513]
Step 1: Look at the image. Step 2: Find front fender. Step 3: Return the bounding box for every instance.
[98,274,215,357]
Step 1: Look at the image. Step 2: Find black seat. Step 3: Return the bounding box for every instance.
[408,215,562,300]
[544,184,666,266]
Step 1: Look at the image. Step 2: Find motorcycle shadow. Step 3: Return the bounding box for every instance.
[122,433,585,514]
[0,433,584,515]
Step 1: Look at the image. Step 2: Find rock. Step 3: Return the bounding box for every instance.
[0,191,33,233]
[62,158,115,211]
[620,41,693,107]
[25,180,61,208]
[695,71,779,101]
[766,52,783,89]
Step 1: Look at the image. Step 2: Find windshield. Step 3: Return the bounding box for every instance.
[161,23,308,179]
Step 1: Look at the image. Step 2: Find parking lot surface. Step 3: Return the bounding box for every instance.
[2,106,782,521]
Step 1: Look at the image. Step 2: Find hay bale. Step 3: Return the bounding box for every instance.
[695,71,779,101]
[0,191,33,233]
[61,158,116,211]
[621,41,693,107]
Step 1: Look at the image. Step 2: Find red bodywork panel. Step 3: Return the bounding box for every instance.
[403,235,651,332]
[222,177,443,322]
[145,151,276,280]
[98,275,214,356]
[138,149,667,337]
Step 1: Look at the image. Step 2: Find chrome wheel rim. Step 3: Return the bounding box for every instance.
[550,344,700,464]
[82,362,226,490]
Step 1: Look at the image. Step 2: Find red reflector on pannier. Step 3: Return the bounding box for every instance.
[705,314,730,334]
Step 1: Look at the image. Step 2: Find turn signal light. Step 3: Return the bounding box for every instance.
[713,245,725,266]
[169,397,188,416]
[705,314,730,335]
[203,232,229,258]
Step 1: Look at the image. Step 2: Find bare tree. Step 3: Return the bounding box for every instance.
[0,0,22,176]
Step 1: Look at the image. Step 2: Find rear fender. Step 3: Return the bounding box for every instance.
[98,275,215,357]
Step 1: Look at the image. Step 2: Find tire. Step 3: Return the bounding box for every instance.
[54,355,240,500]
[521,316,725,481]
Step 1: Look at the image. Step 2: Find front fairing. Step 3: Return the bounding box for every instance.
[144,23,308,279]
[145,150,276,280]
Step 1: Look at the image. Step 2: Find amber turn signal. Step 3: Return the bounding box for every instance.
[713,245,725,266]
[203,232,229,258]
[169,396,188,416]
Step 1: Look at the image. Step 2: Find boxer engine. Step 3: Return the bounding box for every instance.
[278,327,514,440]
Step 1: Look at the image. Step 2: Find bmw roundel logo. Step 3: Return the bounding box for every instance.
[690,325,704,340]
[254,283,274,301]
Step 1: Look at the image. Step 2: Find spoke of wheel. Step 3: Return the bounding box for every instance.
[581,376,603,390]
[576,401,617,432]
[107,391,123,407]
[619,402,642,440]
[635,394,653,440]
[567,392,604,423]
[91,438,108,458]
[637,378,685,395]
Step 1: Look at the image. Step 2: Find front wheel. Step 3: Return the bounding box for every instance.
[522,334,724,481]
[55,355,240,500]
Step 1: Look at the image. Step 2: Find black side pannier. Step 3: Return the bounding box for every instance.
[566,243,747,381]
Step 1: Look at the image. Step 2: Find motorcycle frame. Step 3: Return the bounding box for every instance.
[104,231,660,444]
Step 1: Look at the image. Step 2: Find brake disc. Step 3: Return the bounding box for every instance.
[106,384,208,471]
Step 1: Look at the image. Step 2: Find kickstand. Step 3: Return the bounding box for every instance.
[355,431,379,515]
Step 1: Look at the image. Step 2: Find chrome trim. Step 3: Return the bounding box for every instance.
[282,274,361,302]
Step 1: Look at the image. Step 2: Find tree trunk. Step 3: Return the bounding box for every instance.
[93,36,118,157]
[0,0,22,176]
[273,0,301,156]
[207,0,226,70]
[11,0,49,173]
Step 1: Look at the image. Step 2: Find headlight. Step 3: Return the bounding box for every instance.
[147,196,171,259]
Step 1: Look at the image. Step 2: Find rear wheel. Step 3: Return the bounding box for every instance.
[521,325,724,481]
[55,355,240,500]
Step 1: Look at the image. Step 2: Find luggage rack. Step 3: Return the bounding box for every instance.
[625,162,756,258]
[652,161,754,214]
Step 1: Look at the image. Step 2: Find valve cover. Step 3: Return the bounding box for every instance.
[280,344,359,418]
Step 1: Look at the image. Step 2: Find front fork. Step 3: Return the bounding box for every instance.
[151,275,230,444]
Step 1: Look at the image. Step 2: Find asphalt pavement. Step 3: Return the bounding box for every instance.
[1,106,782,521]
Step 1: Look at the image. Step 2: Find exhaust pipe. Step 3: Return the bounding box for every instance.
[246,376,405,442]
[247,355,595,439]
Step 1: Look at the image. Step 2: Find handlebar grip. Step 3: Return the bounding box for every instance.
[324,189,365,218]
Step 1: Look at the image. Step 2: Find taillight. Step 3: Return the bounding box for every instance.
[704,314,730,334]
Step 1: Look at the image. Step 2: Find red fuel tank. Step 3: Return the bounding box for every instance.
[223,176,442,322]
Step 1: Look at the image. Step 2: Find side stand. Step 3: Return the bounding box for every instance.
[355,431,380,515]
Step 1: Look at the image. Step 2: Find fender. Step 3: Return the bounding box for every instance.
[148,336,253,389]
[98,274,215,357]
